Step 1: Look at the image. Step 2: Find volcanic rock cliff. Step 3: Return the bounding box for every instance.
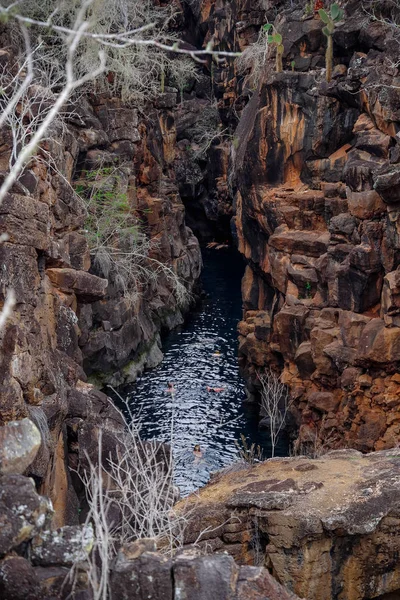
[1,0,400,598]
[180,448,400,600]
[0,45,202,521]
[194,0,400,452]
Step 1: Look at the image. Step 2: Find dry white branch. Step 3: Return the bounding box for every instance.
[79,394,191,599]
[257,369,292,458]
[0,25,33,130]
[0,62,76,171]
[1,9,241,59]
[0,1,106,204]
[236,27,270,88]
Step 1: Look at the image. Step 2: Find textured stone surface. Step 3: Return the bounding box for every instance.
[46,268,108,302]
[110,542,302,600]
[174,553,238,600]
[0,474,52,556]
[0,556,43,600]
[179,450,400,600]
[225,1,400,453]
[0,418,41,474]
[111,543,173,600]
[31,524,94,566]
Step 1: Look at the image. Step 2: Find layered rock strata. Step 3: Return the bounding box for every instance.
[224,3,400,451]
[180,449,400,600]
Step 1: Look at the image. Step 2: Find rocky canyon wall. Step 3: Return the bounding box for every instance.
[206,0,400,453]
[0,38,202,521]
[1,2,400,599]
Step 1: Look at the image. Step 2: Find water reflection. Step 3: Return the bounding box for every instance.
[115,248,285,496]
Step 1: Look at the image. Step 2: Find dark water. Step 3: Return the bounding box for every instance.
[115,248,286,496]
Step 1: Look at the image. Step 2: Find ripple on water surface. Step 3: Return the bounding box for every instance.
[115,248,280,496]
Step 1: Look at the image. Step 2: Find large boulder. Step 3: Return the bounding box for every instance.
[178,451,400,600]
[110,539,302,600]
[0,556,43,600]
[0,419,41,475]
[31,525,94,567]
[46,268,108,303]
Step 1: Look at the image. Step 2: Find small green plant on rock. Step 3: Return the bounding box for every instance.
[303,1,314,18]
[263,24,284,73]
[319,3,344,82]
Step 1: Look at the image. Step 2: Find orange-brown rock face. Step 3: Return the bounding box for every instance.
[180,450,400,600]
[231,7,400,452]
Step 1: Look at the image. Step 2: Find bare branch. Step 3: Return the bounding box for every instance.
[0,1,106,204]
[257,369,292,458]
[0,24,33,130]
[0,9,241,57]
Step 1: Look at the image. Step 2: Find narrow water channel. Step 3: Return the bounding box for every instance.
[116,248,285,496]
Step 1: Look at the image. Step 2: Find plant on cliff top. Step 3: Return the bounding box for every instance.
[236,26,270,88]
[263,24,284,73]
[236,23,284,89]
[2,0,179,104]
[0,0,240,205]
[169,57,200,103]
[0,0,239,366]
[2,0,240,105]
[319,3,344,82]
[80,428,180,599]
[235,433,263,464]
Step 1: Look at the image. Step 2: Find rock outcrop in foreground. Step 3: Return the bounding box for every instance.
[181,449,400,600]
[0,430,301,600]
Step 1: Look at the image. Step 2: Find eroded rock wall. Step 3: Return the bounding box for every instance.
[0,45,201,521]
[227,3,400,452]
[75,94,202,385]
